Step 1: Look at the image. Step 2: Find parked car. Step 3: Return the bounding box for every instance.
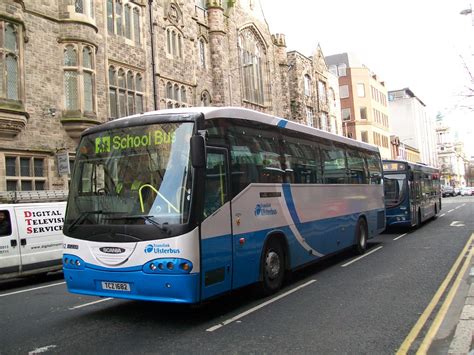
[460,187,473,196]
[454,187,461,196]
[442,186,455,197]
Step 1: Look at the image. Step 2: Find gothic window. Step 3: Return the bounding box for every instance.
[164,81,188,108]
[107,0,141,43]
[108,66,144,119]
[107,0,114,33]
[75,0,94,18]
[238,28,267,106]
[201,91,210,106]
[115,1,123,35]
[181,86,187,104]
[133,8,141,44]
[198,38,206,68]
[124,5,132,39]
[0,21,20,101]
[166,82,173,99]
[63,44,96,113]
[318,80,327,104]
[166,28,183,59]
[304,75,311,97]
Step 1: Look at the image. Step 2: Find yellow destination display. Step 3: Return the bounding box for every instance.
[95,130,176,153]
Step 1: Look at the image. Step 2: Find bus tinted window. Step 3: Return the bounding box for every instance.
[281,135,321,184]
[365,153,382,184]
[347,149,368,184]
[320,143,347,184]
[228,123,281,196]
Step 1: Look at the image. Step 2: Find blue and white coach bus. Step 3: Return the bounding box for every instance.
[383,160,441,228]
[63,107,385,303]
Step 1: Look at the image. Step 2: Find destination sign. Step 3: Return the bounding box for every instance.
[94,130,176,154]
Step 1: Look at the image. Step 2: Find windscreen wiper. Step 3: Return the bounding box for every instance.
[68,210,103,232]
[104,215,170,234]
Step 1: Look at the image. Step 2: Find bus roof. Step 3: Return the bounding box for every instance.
[383,159,439,172]
[94,107,380,153]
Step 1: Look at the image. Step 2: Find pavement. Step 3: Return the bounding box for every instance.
[446,262,474,354]
[430,244,474,355]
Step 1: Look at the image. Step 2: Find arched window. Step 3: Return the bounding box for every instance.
[133,8,140,44]
[201,91,211,106]
[181,86,187,104]
[115,1,123,35]
[75,0,94,18]
[124,5,132,39]
[166,28,183,59]
[198,38,206,68]
[304,75,311,97]
[238,28,267,105]
[63,43,95,113]
[166,82,173,99]
[64,45,78,110]
[174,84,180,101]
[108,66,144,119]
[1,22,20,101]
[82,47,94,112]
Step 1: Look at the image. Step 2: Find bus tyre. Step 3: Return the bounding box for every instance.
[416,209,422,229]
[259,239,285,296]
[354,218,368,255]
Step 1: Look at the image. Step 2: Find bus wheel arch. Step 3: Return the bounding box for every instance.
[354,216,368,255]
[258,232,288,296]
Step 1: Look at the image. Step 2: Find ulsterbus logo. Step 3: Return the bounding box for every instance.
[255,203,277,216]
[95,136,111,153]
[144,243,180,254]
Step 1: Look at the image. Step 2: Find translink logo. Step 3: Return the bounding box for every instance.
[95,136,111,153]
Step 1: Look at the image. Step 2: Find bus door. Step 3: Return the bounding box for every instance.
[200,147,233,300]
[411,174,421,225]
[0,208,20,277]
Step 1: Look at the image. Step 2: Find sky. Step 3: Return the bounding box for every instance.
[259,0,474,156]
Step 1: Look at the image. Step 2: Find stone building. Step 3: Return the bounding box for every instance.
[0,0,340,192]
[287,45,341,135]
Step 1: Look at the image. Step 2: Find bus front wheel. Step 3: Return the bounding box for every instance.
[354,218,368,255]
[259,239,285,296]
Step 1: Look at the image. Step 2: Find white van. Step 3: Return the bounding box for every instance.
[0,191,67,280]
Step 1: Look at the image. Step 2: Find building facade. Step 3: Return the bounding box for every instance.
[325,53,391,159]
[2,0,343,192]
[287,45,341,134]
[388,88,437,167]
[436,121,467,187]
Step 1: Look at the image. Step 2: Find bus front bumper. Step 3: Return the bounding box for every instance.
[63,267,200,303]
[386,214,412,227]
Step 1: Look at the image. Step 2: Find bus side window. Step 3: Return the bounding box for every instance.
[347,150,368,184]
[0,210,12,237]
[320,143,347,184]
[365,153,382,184]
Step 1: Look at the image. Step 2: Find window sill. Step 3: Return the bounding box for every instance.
[0,101,29,140]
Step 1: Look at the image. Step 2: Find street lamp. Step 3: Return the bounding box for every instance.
[460,4,474,26]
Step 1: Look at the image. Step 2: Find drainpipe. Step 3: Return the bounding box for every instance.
[148,0,158,110]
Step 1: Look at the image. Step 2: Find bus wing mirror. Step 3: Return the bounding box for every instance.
[191,135,206,169]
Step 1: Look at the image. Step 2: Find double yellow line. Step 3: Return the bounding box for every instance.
[397,233,474,355]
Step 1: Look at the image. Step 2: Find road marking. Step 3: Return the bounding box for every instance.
[396,233,474,354]
[439,213,446,217]
[69,297,113,310]
[417,239,474,353]
[28,345,57,354]
[341,246,383,268]
[394,233,408,241]
[206,279,316,332]
[450,221,465,227]
[0,282,65,298]
[455,206,461,209]
[447,209,455,213]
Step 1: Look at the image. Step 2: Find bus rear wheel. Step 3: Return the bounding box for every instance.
[354,218,368,255]
[259,239,285,296]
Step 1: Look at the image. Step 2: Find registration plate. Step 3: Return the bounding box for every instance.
[101,281,130,292]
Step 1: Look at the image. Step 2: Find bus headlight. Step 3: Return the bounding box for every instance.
[143,258,193,274]
[63,254,85,270]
